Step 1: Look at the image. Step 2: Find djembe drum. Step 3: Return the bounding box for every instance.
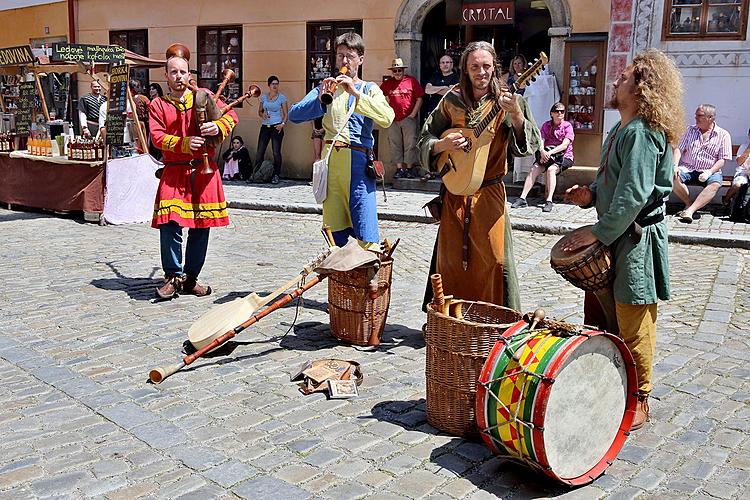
[475,319,637,485]
[550,225,618,334]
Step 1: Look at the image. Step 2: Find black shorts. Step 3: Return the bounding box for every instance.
[535,148,573,173]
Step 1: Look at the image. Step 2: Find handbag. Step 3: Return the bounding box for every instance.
[312,104,356,204]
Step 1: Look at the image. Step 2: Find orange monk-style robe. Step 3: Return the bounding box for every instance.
[419,90,540,309]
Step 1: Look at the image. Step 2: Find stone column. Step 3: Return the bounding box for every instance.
[394,32,424,82]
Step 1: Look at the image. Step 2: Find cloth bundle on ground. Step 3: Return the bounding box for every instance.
[290,359,363,395]
[314,237,380,274]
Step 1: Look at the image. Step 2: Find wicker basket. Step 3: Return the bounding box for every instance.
[328,259,393,346]
[425,300,522,437]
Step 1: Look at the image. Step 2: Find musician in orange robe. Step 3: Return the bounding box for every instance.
[150,43,238,299]
[419,42,540,309]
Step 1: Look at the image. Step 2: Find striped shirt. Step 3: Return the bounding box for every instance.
[677,123,732,172]
[79,93,106,123]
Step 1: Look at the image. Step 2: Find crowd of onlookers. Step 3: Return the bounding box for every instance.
[85,54,750,222]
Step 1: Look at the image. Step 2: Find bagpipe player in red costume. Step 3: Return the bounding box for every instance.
[149,43,238,300]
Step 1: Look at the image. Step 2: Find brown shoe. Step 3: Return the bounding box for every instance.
[630,394,650,431]
[182,276,212,297]
[156,274,184,299]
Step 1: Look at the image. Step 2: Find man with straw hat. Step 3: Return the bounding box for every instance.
[380,57,424,179]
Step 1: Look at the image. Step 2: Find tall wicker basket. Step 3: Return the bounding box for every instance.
[425,301,522,437]
[328,259,393,346]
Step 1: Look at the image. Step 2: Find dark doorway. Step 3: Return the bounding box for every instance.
[420,0,552,81]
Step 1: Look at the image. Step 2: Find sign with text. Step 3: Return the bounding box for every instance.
[105,63,128,146]
[51,43,125,63]
[15,81,37,136]
[461,1,515,25]
[0,45,35,67]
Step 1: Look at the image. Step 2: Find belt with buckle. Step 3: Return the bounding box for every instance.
[164,159,201,167]
[325,140,369,154]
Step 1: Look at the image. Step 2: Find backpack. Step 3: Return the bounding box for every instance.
[729,183,750,223]
[251,160,275,183]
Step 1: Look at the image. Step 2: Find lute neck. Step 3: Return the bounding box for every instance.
[471,82,520,138]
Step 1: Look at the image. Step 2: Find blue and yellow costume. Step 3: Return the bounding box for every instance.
[289,82,394,248]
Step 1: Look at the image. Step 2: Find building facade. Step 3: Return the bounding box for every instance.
[4,0,749,176]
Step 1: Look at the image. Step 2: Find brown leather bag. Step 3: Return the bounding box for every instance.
[423,185,445,223]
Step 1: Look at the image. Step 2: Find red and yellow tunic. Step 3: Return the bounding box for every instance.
[149,91,238,228]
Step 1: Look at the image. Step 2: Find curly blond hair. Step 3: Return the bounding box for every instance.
[631,49,685,145]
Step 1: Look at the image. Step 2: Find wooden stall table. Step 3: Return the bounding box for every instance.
[0,150,105,222]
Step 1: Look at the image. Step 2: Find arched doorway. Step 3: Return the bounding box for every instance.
[394,0,571,85]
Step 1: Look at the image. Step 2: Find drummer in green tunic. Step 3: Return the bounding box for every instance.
[564,49,685,431]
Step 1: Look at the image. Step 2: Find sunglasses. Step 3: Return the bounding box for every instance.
[392,69,404,73]
[552,109,565,113]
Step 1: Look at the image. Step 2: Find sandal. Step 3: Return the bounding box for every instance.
[676,211,693,224]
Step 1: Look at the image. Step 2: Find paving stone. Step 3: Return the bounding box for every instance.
[203,459,258,488]
[385,469,446,498]
[274,464,319,485]
[629,468,667,491]
[302,447,345,467]
[322,481,371,500]
[167,445,226,471]
[98,403,160,430]
[92,458,131,479]
[234,475,311,500]
[30,470,91,497]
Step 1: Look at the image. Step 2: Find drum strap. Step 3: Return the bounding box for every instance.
[461,175,505,270]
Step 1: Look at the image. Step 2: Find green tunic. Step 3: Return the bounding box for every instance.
[590,117,672,305]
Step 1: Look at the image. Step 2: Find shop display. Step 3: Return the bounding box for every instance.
[563,41,606,134]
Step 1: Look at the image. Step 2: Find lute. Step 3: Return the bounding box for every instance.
[437,52,549,196]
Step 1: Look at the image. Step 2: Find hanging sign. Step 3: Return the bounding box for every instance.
[51,43,125,63]
[105,63,128,146]
[15,82,37,136]
[0,45,35,67]
[461,1,515,25]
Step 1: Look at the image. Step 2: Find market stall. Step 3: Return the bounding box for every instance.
[0,43,164,222]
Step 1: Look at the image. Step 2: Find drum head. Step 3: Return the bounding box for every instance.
[543,335,628,479]
[549,225,598,267]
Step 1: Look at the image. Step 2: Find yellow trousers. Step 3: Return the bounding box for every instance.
[615,303,657,395]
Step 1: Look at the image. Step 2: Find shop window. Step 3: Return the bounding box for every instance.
[563,40,606,134]
[663,0,748,40]
[307,21,363,93]
[197,26,243,105]
[109,29,150,91]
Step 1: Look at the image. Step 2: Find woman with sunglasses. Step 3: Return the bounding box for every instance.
[512,102,574,212]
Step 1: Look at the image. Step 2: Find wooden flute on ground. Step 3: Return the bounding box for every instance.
[149,275,326,384]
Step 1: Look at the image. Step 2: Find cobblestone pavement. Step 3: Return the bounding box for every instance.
[1,207,749,499]
[222,180,750,246]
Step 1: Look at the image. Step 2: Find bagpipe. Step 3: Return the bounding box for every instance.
[183,69,261,174]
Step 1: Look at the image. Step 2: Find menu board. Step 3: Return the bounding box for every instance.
[52,43,125,63]
[15,81,37,136]
[105,63,128,146]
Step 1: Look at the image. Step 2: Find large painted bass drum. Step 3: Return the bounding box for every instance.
[475,320,637,485]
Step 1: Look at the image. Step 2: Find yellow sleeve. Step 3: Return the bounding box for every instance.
[354,84,395,128]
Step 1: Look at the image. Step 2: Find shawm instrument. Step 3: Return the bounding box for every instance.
[438,52,549,196]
